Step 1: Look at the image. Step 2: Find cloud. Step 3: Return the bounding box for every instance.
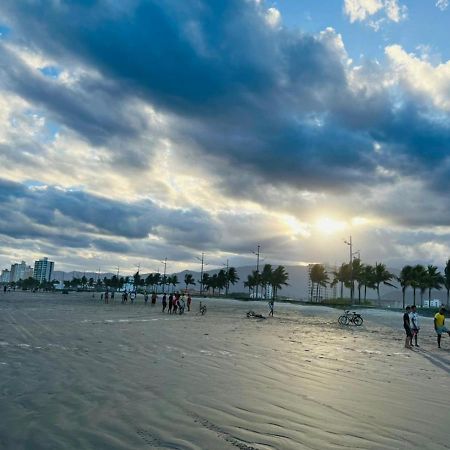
[386,44,450,111]
[0,0,450,271]
[436,0,449,11]
[344,0,406,23]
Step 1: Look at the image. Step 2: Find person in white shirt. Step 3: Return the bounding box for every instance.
[410,305,420,347]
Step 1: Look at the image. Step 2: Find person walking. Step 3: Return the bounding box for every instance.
[268,299,274,317]
[168,293,173,314]
[187,294,192,312]
[162,293,167,313]
[151,292,157,306]
[434,307,450,348]
[403,306,412,349]
[410,305,420,347]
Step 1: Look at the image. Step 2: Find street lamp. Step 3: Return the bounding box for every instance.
[161,257,167,294]
[195,253,207,295]
[343,236,356,304]
[252,245,261,299]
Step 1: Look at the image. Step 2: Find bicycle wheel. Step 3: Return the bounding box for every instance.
[338,315,348,325]
[353,315,363,326]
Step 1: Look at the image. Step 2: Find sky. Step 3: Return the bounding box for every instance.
[0,0,450,275]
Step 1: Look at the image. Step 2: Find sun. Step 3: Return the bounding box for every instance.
[315,217,347,235]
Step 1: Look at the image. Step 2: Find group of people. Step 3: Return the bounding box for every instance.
[100,289,193,314]
[403,305,450,349]
[161,292,193,314]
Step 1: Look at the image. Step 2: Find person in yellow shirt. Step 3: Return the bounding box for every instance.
[434,307,450,348]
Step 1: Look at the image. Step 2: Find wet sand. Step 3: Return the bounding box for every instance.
[0,292,449,449]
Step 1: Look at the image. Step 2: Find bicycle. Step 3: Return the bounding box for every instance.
[199,302,207,316]
[338,310,363,326]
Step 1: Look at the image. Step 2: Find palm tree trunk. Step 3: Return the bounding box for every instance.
[340,282,343,299]
[402,287,405,309]
[377,284,381,306]
[413,288,416,306]
[364,285,367,301]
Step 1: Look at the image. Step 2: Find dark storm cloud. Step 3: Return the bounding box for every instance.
[1,0,450,207]
[0,178,218,249]
[0,44,145,147]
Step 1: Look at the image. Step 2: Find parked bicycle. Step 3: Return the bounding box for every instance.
[338,310,363,326]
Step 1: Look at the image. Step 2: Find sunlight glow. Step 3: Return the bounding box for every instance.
[283,215,310,238]
[315,217,347,234]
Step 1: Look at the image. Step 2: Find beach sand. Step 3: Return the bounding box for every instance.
[0,292,449,450]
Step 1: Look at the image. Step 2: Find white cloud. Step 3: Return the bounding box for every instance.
[436,0,449,11]
[386,44,450,111]
[265,7,281,28]
[384,0,407,22]
[344,0,406,23]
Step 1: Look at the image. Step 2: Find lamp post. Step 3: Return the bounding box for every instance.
[161,258,167,294]
[344,236,354,304]
[252,245,261,299]
[196,253,206,295]
[223,259,229,295]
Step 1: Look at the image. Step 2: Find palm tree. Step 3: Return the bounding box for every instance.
[199,273,210,295]
[133,271,141,288]
[209,273,218,295]
[333,263,350,299]
[184,273,196,292]
[270,265,289,305]
[373,263,396,305]
[244,270,259,297]
[360,264,375,303]
[309,264,328,302]
[425,265,443,305]
[217,269,227,295]
[167,274,178,293]
[410,265,426,307]
[398,265,413,309]
[260,264,273,299]
[352,259,364,304]
[225,267,239,295]
[444,260,450,308]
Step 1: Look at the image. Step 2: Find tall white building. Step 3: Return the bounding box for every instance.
[33,257,55,283]
[10,261,33,282]
[0,269,10,283]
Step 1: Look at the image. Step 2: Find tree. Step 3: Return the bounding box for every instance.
[270,265,289,301]
[81,275,87,289]
[309,264,328,302]
[444,259,450,308]
[168,274,179,293]
[133,271,141,288]
[373,263,396,306]
[333,263,350,299]
[200,273,210,295]
[225,267,239,295]
[360,264,375,303]
[260,264,273,299]
[244,270,259,297]
[425,265,443,306]
[184,273,196,292]
[217,269,227,295]
[410,265,426,307]
[398,265,413,309]
[352,259,364,304]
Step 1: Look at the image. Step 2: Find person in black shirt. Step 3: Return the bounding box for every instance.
[403,306,412,349]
